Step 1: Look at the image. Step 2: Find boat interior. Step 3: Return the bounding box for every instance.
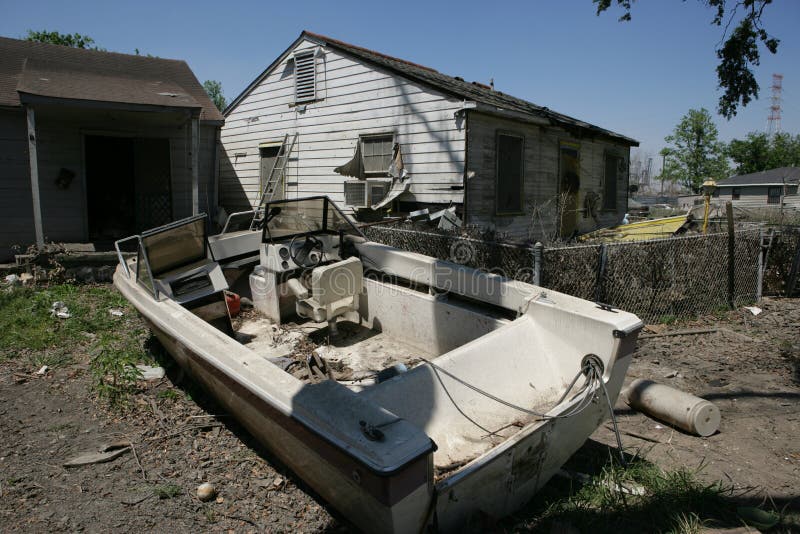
[118,196,624,470]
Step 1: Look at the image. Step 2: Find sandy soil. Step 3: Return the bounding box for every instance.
[0,297,797,532]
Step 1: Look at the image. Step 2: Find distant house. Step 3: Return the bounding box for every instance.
[220,31,638,241]
[0,37,224,261]
[714,167,800,210]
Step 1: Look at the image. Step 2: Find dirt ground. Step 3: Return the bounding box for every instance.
[0,294,797,532]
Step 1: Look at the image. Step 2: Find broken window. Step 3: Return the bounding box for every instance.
[294,50,316,103]
[603,154,621,210]
[768,186,781,205]
[361,135,394,175]
[732,187,741,200]
[496,133,524,214]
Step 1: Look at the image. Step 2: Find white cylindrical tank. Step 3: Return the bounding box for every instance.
[625,379,720,437]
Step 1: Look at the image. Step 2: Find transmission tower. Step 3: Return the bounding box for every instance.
[767,73,783,136]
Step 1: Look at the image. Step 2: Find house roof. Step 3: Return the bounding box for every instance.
[0,36,224,123]
[716,167,800,187]
[227,31,638,147]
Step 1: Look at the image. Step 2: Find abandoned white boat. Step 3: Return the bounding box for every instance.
[113,196,642,533]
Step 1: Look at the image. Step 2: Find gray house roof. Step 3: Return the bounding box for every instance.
[0,36,224,123]
[227,31,638,147]
[717,167,800,187]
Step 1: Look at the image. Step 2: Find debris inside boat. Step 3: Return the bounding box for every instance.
[113,196,643,533]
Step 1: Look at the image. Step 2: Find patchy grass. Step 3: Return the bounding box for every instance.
[153,484,183,500]
[503,450,788,533]
[0,283,155,406]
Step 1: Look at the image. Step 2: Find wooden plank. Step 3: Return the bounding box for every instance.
[26,106,44,247]
[191,117,200,215]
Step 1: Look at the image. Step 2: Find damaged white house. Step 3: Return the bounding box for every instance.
[219,31,638,240]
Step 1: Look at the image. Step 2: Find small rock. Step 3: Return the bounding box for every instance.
[215,496,224,504]
[662,370,678,379]
[197,482,216,502]
[273,476,284,489]
[108,308,124,317]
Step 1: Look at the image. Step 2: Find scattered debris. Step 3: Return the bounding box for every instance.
[4,274,20,286]
[63,440,131,467]
[625,379,720,437]
[19,273,34,285]
[639,328,717,340]
[743,306,762,316]
[50,301,71,319]
[662,370,680,379]
[601,479,647,496]
[109,308,124,317]
[36,365,49,376]
[196,482,217,502]
[135,365,165,381]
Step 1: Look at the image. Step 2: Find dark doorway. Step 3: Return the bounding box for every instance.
[85,135,172,240]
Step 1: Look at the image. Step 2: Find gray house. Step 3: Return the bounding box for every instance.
[714,167,800,210]
[220,31,638,241]
[0,37,224,261]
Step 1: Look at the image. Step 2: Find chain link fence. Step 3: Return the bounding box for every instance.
[363,223,800,323]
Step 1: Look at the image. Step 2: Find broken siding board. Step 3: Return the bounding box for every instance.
[220,38,466,211]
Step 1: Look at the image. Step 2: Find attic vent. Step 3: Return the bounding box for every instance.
[294,51,316,103]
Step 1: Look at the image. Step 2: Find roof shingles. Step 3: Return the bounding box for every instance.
[0,36,223,122]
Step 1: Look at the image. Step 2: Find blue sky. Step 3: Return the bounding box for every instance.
[2,0,798,171]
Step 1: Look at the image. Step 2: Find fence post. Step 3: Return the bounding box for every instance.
[595,243,608,303]
[726,202,735,308]
[756,228,764,302]
[532,242,543,286]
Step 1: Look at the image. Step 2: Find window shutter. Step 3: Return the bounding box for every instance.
[294,51,316,103]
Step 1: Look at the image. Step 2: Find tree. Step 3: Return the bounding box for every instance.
[25,30,101,50]
[203,80,226,112]
[662,108,729,192]
[594,0,779,119]
[727,131,800,174]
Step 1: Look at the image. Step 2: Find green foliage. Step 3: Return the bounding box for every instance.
[594,1,779,119]
[727,131,800,175]
[203,80,226,112]
[89,345,143,407]
[25,30,101,50]
[662,108,729,192]
[0,284,153,406]
[518,457,746,533]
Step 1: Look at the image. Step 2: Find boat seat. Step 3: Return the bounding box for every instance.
[296,257,362,323]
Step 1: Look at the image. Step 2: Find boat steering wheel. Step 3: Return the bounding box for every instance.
[289,234,324,268]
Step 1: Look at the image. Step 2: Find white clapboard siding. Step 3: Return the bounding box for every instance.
[220,38,466,210]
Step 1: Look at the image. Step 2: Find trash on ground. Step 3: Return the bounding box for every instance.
[109,308,124,317]
[743,306,762,316]
[36,365,49,375]
[4,274,20,286]
[601,479,646,496]
[625,379,720,437]
[50,301,71,319]
[63,440,131,467]
[135,365,165,380]
[196,482,217,502]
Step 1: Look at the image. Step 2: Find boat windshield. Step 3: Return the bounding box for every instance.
[261,196,363,242]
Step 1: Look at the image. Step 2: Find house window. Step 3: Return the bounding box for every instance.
[294,51,316,103]
[361,135,394,175]
[732,188,741,200]
[496,133,524,214]
[603,154,621,210]
[767,186,781,205]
